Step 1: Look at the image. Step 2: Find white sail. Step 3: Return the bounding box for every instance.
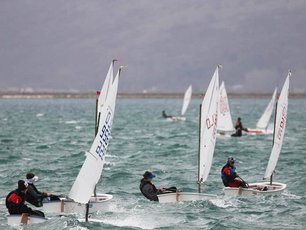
[198,66,220,183]
[96,59,117,123]
[256,88,277,130]
[217,81,234,132]
[263,71,291,179]
[181,85,192,116]
[69,68,121,204]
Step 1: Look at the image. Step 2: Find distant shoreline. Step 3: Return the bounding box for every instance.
[0,91,305,99]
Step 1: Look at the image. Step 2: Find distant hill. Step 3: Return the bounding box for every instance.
[0,91,305,99]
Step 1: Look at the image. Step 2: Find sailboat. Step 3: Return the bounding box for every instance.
[164,85,192,121]
[247,88,277,134]
[217,81,235,135]
[6,60,123,225]
[158,66,221,203]
[223,70,291,196]
[40,61,123,216]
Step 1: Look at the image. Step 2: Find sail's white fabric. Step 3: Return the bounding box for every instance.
[69,69,120,203]
[263,72,290,179]
[198,66,220,183]
[217,81,234,132]
[181,85,192,116]
[256,88,277,130]
[96,60,115,124]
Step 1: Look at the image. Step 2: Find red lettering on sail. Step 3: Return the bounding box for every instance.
[206,113,218,129]
[219,95,229,115]
[277,105,287,140]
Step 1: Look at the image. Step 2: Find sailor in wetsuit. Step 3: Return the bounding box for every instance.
[221,157,248,188]
[6,180,45,217]
[162,110,173,119]
[25,172,60,207]
[231,117,248,137]
[139,171,165,201]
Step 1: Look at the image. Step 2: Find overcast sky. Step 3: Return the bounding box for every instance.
[0,0,305,93]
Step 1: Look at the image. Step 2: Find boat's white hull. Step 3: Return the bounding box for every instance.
[246,128,274,135]
[223,182,287,196]
[166,116,186,122]
[7,214,47,225]
[40,193,113,215]
[247,128,266,134]
[217,129,235,137]
[157,192,217,203]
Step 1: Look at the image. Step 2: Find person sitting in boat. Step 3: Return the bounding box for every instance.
[6,180,45,217]
[162,110,173,119]
[140,171,177,201]
[25,172,60,207]
[221,157,248,188]
[231,117,248,137]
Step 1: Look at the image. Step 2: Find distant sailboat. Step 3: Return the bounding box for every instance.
[223,70,291,196]
[163,85,192,121]
[247,88,277,134]
[158,66,220,203]
[217,81,235,135]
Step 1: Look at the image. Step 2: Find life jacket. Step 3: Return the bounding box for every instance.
[5,189,26,212]
[221,164,236,186]
[235,121,242,130]
[6,191,23,205]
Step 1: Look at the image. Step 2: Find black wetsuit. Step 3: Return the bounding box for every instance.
[139,179,160,201]
[6,189,45,217]
[232,120,247,137]
[25,183,60,207]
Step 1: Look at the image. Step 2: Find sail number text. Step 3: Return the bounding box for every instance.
[95,111,112,160]
[277,105,287,140]
[219,95,229,115]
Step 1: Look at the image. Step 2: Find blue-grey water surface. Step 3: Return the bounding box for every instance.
[0,98,305,229]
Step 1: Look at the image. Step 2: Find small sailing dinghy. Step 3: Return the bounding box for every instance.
[223,71,291,196]
[158,66,221,203]
[164,85,192,121]
[41,60,123,217]
[247,88,277,134]
[217,81,235,136]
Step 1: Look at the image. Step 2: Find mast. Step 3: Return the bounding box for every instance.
[95,96,100,137]
[93,97,99,197]
[270,101,278,185]
[197,104,202,193]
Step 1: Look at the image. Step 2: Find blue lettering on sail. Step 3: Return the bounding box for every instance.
[95,110,112,160]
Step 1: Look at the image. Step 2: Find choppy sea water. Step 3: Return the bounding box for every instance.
[0,98,305,230]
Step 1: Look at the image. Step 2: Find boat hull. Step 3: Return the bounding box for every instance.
[217,130,235,138]
[7,214,47,225]
[40,193,113,215]
[157,192,217,203]
[247,128,267,134]
[246,128,273,135]
[223,182,286,196]
[166,116,186,121]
